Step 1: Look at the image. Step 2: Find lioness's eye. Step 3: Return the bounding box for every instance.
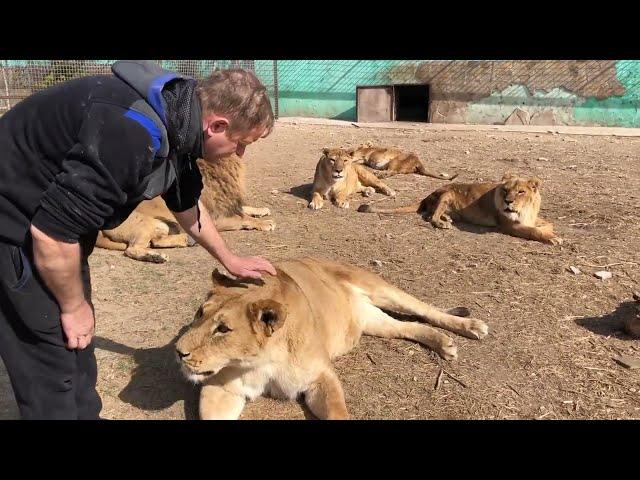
[214,323,232,334]
[518,190,525,194]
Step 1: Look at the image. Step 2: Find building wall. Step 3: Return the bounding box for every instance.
[267,60,640,127]
[3,60,638,127]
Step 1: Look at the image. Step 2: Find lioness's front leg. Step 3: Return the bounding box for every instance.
[242,206,271,217]
[215,215,276,232]
[502,222,563,245]
[333,190,351,209]
[199,383,246,420]
[355,165,396,197]
[309,189,328,210]
[304,369,349,420]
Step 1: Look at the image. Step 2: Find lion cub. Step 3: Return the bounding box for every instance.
[308,148,396,210]
[175,257,488,420]
[351,143,458,180]
[358,173,562,245]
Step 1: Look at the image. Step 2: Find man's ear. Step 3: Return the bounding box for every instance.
[203,115,229,135]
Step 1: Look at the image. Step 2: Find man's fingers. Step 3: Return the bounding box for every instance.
[77,336,89,350]
[262,262,277,276]
[67,336,78,350]
[249,257,277,276]
[241,269,263,280]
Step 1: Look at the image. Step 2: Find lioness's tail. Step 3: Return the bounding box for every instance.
[416,163,459,181]
[357,202,422,214]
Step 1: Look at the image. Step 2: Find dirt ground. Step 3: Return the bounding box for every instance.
[1,121,639,420]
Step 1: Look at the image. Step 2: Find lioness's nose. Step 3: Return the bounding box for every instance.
[176,348,190,359]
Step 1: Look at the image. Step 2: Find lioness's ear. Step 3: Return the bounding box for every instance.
[211,269,243,289]
[502,173,516,182]
[212,269,230,285]
[346,149,355,157]
[528,177,541,190]
[322,148,330,156]
[248,299,287,337]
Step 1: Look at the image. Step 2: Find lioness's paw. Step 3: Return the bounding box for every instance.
[549,236,563,246]
[362,187,376,197]
[432,220,453,229]
[141,252,168,263]
[336,200,350,209]
[439,338,458,361]
[308,200,323,210]
[257,219,276,231]
[465,318,489,340]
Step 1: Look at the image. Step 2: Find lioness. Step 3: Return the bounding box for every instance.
[626,292,640,338]
[96,154,275,263]
[96,197,196,263]
[175,257,488,420]
[358,174,562,245]
[309,148,396,210]
[351,143,458,180]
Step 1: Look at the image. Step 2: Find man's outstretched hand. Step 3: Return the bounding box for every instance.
[221,254,277,280]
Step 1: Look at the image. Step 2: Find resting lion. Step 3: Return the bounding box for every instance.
[626,292,640,338]
[308,148,396,210]
[351,143,458,180]
[358,173,562,245]
[175,257,489,420]
[96,154,275,263]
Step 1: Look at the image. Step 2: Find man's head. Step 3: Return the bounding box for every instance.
[196,69,274,160]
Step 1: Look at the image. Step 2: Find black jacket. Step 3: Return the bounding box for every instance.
[0,60,203,246]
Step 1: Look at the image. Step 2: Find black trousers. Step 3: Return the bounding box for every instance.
[0,235,102,420]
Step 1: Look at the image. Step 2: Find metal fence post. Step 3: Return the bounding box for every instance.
[273,60,279,119]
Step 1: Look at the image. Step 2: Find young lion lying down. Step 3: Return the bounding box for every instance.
[358,173,562,245]
[175,257,488,420]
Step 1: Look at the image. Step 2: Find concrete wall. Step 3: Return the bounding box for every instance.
[266,60,640,127]
[3,60,638,127]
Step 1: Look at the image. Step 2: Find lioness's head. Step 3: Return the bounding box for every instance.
[175,270,287,383]
[497,173,542,221]
[321,148,354,179]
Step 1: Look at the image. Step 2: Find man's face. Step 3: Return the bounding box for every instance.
[202,113,266,161]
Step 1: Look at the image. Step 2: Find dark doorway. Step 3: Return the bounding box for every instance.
[394,84,430,122]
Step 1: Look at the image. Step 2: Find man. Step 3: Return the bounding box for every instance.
[0,60,277,419]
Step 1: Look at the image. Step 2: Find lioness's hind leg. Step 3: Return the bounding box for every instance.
[95,232,127,251]
[200,384,246,420]
[364,281,488,340]
[124,245,168,263]
[304,369,349,420]
[151,233,194,248]
[355,165,396,197]
[430,192,454,229]
[359,300,458,360]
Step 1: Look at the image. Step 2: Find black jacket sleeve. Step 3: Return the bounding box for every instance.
[161,157,203,213]
[31,102,156,242]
